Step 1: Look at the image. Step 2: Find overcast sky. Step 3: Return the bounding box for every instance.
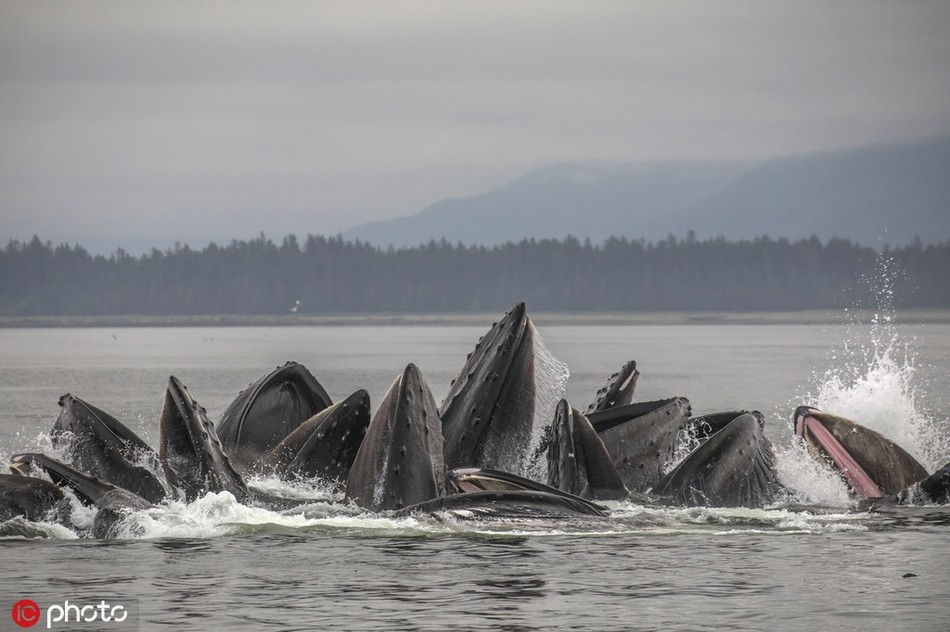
[2,1,949,254]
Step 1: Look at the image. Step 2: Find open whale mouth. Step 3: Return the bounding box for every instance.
[794,407,884,498]
[9,454,33,478]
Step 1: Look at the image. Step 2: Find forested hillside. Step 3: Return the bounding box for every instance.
[2,234,947,315]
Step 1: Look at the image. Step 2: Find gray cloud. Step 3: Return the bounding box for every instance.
[1,0,949,253]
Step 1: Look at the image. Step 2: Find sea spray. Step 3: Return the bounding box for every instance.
[524,321,570,475]
[516,321,571,482]
[808,254,949,471]
[65,491,97,532]
[124,491,311,539]
[664,424,704,476]
[247,473,340,503]
[777,253,950,502]
[773,441,853,507]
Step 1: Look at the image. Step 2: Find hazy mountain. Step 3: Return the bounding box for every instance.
[345,138,950,247]
[345,162,752,248]
[662,139,950,245]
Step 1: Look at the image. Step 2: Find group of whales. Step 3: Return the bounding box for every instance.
[2,303,948,538]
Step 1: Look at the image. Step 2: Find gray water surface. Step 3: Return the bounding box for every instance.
[1,322,948,631]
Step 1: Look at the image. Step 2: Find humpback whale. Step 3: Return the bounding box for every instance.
[587,397,692,493]
[440,302,562,475]
[653,412,779,508]
[265,389,372,484]
[915,462,950,505]
[445,467,607,516]
[546,400,627,500]
[11,453,151,538]
[586,360,639,414]
[686,410,765,442]
[345,363,612,519]
[51,393,167,504]
[346,364,447,511]
[397,489,607,518]
[160,376,249,502]
[218,362,333,475]
[0,473,68,522]
[793,406,947,502]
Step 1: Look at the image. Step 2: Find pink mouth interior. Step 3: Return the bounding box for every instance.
[799,415,884,498]
[619,371,636,391]
[458,480,481,493]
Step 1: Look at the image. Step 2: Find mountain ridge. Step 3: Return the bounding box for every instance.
[344,138,950,248]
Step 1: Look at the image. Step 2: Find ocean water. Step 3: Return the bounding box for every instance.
[0,319,948,631]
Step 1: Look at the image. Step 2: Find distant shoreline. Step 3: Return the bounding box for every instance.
[2,309,950,328]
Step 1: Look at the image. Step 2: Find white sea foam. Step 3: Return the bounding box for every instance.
[118,491,311,539]
[607,502,870,536]
[65,492,98,531]
[807,256,948,470]
[773,439,853,507]
[0,518,81,540]
[247,473,340,502]
[809,337,947,470]
[776,254,950,503]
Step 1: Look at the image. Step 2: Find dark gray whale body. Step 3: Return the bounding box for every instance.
[160,376,248,502]
[794,406,948,504]
[346,363,447,512]
[547,400,627,501]
[218,361,333,475]
[52,393,167,503]
[439,302,543,474]
[0,473,67,522]
[11,453,151,538]
[586,360,639,414]
[265,389,371,484]
[443,467,607,517]
[587,397,693,493]
[397,489,607,519]
[653,412,780,508]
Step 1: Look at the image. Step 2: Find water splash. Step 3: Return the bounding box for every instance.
[775,254,950,501]
[117,491,310,539]
[516,322,571,482]
[773,440,853,507]
[525,321,570,475]
[664,424,704,476]
[0,517,80,540]
[608,501,869,534]
[807,255,948,471]
[247,473,340,502]
[111,491,439,540]
[810,337,943,468]
[66,492,98,531]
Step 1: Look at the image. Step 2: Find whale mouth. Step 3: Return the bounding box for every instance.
[794,407,884,498]
[448,467,544,493]
[9,454,33,477]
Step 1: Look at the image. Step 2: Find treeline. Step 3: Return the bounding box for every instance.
[1,234,948,315]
